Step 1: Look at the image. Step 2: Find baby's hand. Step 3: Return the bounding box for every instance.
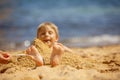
[0,52,11,64]
[53,42,73,54]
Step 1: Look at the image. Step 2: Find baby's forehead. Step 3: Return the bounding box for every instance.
[38,26,55,32]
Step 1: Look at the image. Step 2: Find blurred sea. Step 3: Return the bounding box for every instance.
[0,0,120,50]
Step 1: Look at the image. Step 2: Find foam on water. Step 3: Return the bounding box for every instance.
[61,34,120,47]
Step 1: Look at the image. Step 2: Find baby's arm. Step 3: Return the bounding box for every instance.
[63,45,73,53]
[53,42,74,53]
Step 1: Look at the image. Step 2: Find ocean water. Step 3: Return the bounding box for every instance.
[0,0,120,50]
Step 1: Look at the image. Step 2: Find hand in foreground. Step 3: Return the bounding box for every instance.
[0,52,11,64]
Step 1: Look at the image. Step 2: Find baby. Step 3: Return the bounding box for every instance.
[26,22,73,67]
[0,22,72,67]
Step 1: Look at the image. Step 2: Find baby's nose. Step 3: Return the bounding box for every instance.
[45,32,49,36]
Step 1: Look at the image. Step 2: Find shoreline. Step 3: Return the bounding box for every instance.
[0,40,120,51]
[0,34,120,50]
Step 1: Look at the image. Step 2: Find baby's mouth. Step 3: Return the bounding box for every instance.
[43,39,51,44]
[43,39,53,47]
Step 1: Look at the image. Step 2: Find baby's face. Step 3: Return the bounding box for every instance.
[38,26,58,47]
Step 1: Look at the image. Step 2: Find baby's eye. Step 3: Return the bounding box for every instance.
[40,32,45,35]
[49,31,53,34]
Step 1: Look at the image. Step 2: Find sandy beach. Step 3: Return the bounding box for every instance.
[0,45,120,80]
[0,1,120,80]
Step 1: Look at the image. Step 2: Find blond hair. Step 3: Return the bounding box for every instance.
[37,22,59,38]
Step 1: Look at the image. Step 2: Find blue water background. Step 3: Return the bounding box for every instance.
[0,0,120,50]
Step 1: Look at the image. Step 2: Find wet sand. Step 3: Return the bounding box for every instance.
[0,45,120,80]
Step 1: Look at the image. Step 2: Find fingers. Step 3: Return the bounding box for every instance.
[2,53,11,60]
[0,51,11,64]
[0,53,11,62]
